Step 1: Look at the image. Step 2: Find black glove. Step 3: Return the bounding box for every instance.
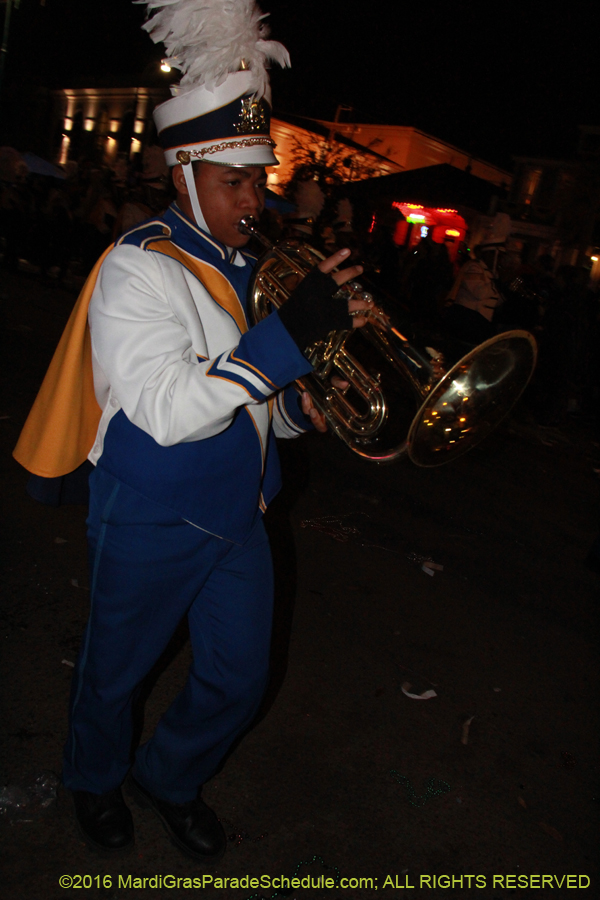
[276,267,353,352]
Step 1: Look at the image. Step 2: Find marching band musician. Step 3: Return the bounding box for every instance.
[13,0,371,860]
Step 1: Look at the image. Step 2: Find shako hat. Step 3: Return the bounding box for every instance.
[139,0,289,168]
[153,69,278,168]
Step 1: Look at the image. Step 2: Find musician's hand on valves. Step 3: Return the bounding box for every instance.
[318,248,372,328]
[276,248,371,355]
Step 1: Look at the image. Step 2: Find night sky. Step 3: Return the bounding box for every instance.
[3,0,599,170]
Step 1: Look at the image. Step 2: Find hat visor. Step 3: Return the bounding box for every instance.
[164,140,279,168]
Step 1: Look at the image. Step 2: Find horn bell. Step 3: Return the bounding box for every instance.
[241,217,537,466]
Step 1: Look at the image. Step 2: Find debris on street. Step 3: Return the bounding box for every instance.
[461,715,475,745]
[401,681,437,700]
[391,771,451,807]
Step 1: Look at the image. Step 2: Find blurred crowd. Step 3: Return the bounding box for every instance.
[256,186,600,428]
[0,146,173,284]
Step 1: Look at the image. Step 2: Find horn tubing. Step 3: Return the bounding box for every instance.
[244,219,538,465]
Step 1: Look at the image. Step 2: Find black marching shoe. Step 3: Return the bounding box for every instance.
[71,787,134,852]
[127,774,226,862]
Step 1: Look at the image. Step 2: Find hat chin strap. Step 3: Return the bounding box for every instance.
[182,162,211,235]
[181,160,236,257]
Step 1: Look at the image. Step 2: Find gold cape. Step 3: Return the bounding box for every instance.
[13,241,246,478]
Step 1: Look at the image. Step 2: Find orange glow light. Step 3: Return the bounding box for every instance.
[446,229,461,237]
[392,202,424,211]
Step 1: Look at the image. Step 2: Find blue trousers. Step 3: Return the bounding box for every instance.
[63,467,273,803]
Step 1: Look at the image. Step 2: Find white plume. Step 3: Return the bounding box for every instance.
[137,0,290,100]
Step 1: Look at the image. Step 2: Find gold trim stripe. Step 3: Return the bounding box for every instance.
[147,240,248,335]
[175,138,275,163]
[229,350,277,390]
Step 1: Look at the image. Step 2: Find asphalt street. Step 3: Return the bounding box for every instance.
[1,269,598,899]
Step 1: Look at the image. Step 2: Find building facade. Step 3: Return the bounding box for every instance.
[312,120,512,189]
[50,88,510,191]
[503,126,600,277]
[52,87,167,167]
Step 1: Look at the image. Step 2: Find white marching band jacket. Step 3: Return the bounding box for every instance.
[15,203,315,543]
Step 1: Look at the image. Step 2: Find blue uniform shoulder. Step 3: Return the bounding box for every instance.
[116,218,172,249]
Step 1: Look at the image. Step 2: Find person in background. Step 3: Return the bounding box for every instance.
[443,238,505,346]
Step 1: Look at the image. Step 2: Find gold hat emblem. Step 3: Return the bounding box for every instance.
[236,97,268,134]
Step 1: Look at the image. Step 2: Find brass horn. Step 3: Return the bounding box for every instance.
[240,217,537,466]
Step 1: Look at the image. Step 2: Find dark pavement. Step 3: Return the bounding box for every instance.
[1,269,598,899]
